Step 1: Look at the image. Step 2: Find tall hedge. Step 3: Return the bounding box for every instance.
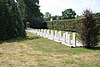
[46,19,78,31]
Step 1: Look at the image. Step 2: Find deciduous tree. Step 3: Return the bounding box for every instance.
[62,8,76,19]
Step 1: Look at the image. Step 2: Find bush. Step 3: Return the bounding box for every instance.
[77,10,99,48]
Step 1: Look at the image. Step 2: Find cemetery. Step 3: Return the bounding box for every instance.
[27,29,83,47]
[0,0,100,67]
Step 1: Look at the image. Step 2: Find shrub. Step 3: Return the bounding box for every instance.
[77,10,99,48]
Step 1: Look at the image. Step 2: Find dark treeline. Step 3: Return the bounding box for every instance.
[0,0,26,40]
[17,0,44,29]
[0,0,43,40]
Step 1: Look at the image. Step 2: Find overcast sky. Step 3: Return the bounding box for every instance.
[39,0,100,16]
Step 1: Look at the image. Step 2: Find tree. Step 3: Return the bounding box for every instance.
[22,0,44,28]
[95,12,100,38]
[95,12,100,18]
[62,8,76,19]
[44,12,51,21]
[77,10,99,48]
[95,12,100,23]
[52,15,61,20]
[16,0,25,21]
[16,0,26,28]
[0,0,26,40]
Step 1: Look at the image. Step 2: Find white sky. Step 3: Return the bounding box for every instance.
[39,0,100,16]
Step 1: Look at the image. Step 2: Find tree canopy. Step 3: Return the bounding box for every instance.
[95,12,100,18]
[62,8,76,19]
[21,0,44,28]
[0,0,44,40]
[0,0,26,40]
[44,12,51,21]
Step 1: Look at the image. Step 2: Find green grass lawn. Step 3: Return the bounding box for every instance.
[0,32,100,67]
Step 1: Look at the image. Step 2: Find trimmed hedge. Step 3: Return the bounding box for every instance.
[44,18,100,43]
[45,18,100,32]
[46,19,79,31]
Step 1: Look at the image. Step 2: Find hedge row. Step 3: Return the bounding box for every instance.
[46,19,79,31]
[45,19,100,32]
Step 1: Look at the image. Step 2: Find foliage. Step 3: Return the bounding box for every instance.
[44,12,51,21]
[77,10,99,48]
[17,0,25,21]
[23,0,44,28]
[95,12,100,24]
[95,12,100,18]
[46,19,78,31]
[0,0,26,40]
[16,0,26,28]
[51,15,62,20]
[62,8,76,19]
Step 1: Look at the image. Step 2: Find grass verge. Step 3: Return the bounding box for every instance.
[0,32,100,67]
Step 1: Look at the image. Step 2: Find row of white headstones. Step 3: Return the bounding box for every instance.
[27,29,83,47]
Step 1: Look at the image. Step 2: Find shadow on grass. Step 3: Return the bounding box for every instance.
[85,46,100,50]
[0,36,40,44]
[90,47,100,50]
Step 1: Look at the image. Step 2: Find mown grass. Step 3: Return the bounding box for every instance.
[0,32,100,67]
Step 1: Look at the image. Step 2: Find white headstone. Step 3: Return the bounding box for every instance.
[59,31,62,38]
[62,33,66,44]
[57,31,61,42]
[46,29,49,38]
[40,29,43,36]
[55,30,57,37]
[50,30,54,40]
[35,29,38,34]
[65,32,68,43]
[54,30,57,41]
[72,33,76,47]
[68,34,71,46]
[43,29,46,37]
[37,29,40,35]
[44,29,47,38]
